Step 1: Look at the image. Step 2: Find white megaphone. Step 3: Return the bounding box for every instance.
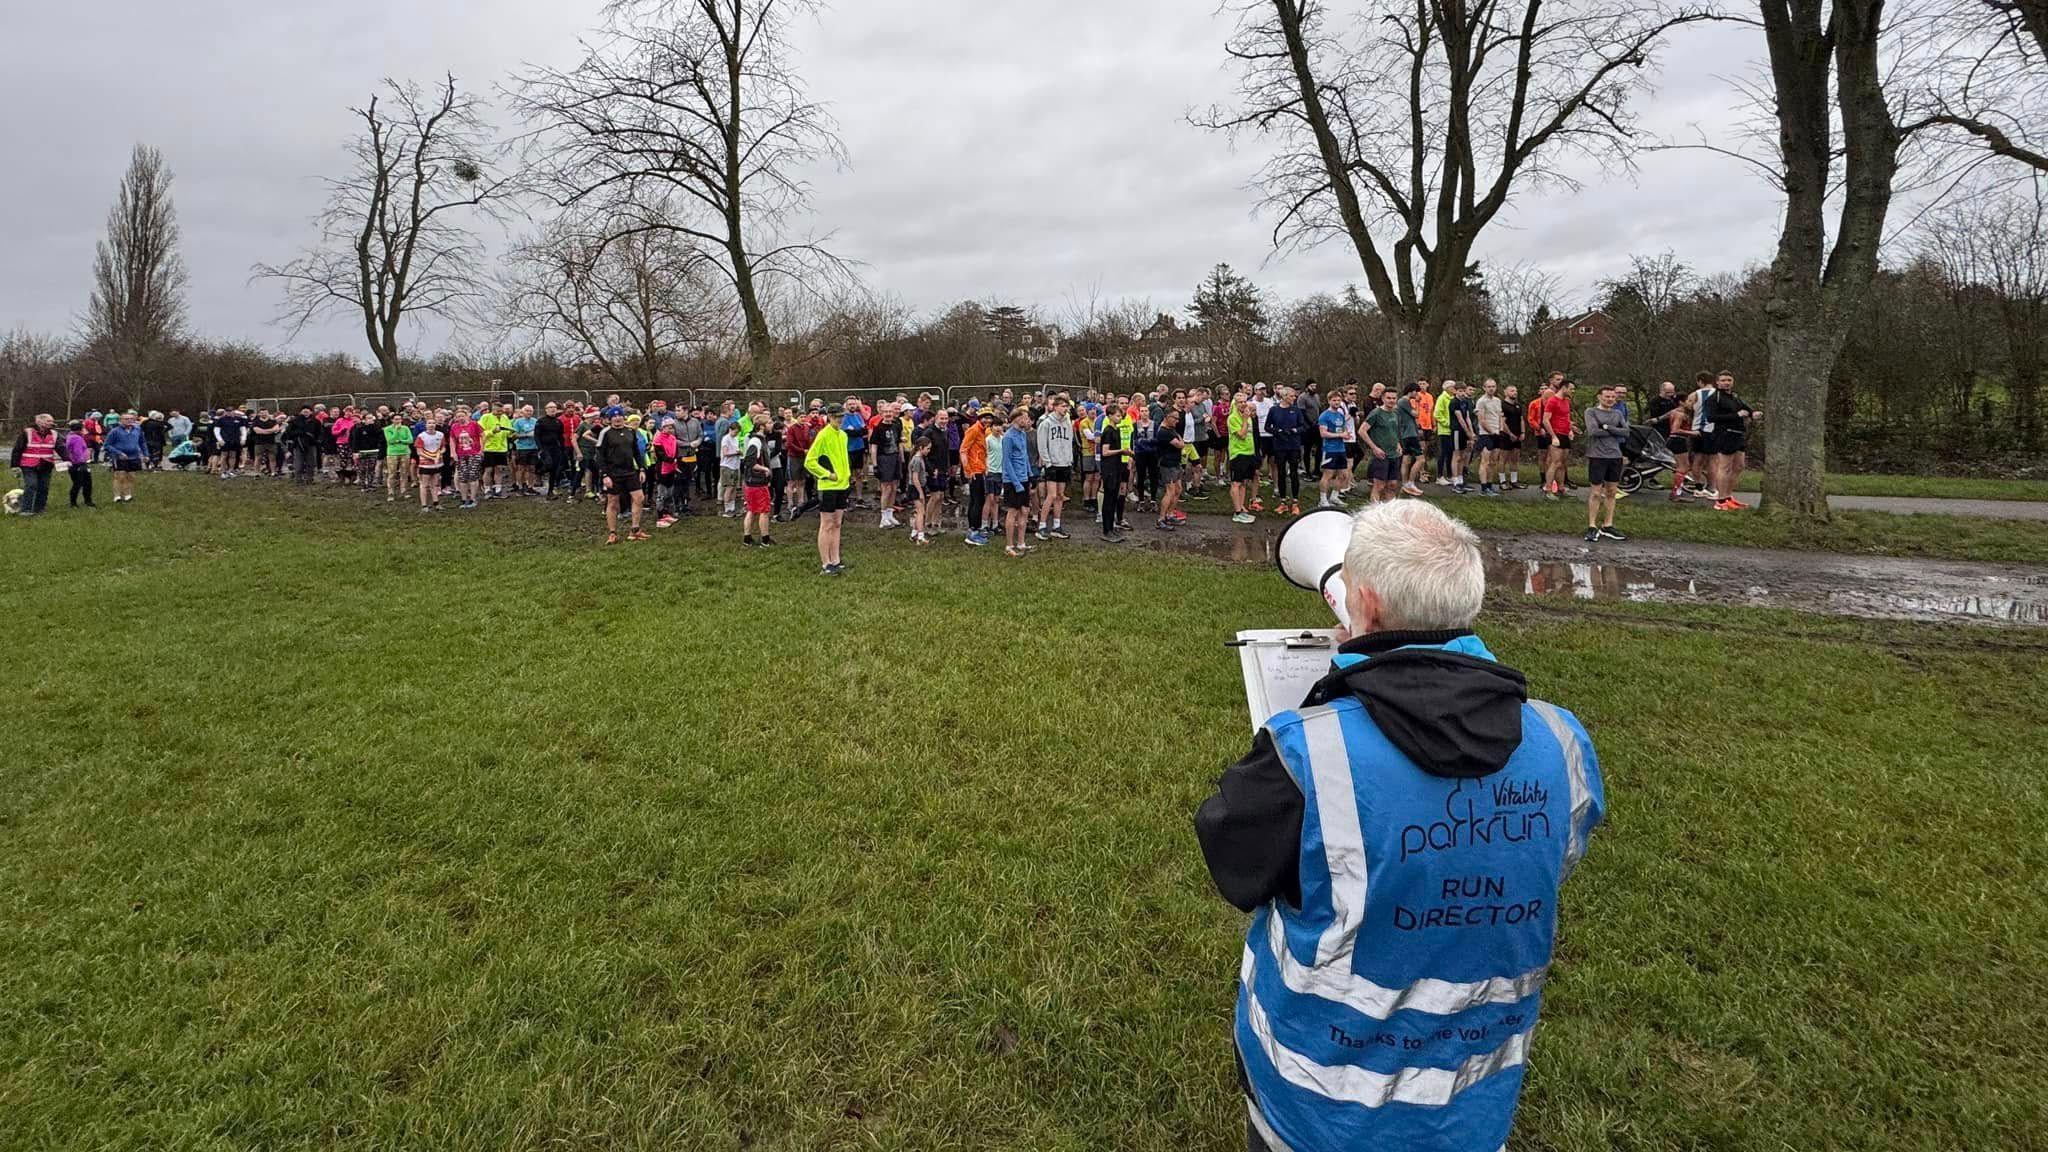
[1275,507,1355,630]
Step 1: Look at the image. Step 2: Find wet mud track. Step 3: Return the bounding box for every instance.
[1106,515,2048,626]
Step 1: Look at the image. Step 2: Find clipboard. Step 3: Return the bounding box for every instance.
[1231,629,1343,730]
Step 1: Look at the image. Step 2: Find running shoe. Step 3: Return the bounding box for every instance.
[1249,499,1264,512]
[1715,499,1745,511]
[629,530,651,541]
[1049,527,1071,540]
[1402,483,1424,497]
[761,536,776,547]
[1005,546,1022,558]
[1156,519,1177,531]
[656,516,676,528]
[1035,528,1050,541]
[1582,528,1600,543]
[964,532,987,547]
[1544,490,1561,502]
[606,532,620,545]
[1103,531,1127,544]
[1597,527,1629,541]
[1232,512,1256,524]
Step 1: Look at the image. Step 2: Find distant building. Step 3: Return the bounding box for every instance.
[1004,324,1061,365]
[1551,310,1612,348]
[1113,313,1213,378]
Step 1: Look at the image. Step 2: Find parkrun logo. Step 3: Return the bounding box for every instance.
[1399,777,1553,861]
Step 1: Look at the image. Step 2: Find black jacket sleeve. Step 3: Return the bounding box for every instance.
[1195,728,1304,912]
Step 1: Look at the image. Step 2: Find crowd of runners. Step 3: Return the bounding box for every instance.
[8,370,1757,562]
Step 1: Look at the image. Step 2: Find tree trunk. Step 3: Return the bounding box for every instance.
[1762,324,1836,519]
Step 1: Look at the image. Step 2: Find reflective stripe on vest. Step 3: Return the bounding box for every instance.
[1244,965,1534,1109]
[19,428,56,468]
[1529,700,1595,879]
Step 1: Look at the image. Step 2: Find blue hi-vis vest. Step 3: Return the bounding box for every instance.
[1237,637,1604,1152]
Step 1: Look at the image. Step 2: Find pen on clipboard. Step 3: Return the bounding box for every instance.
[1225,632,1334,649]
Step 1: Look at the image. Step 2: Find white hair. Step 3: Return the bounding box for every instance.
[1343,500,1486,630]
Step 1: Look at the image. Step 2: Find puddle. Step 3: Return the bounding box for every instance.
[1135,523,2048,627]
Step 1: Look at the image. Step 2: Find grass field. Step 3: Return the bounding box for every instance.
[1739,470,2048,502]
[3,482,2045,1151]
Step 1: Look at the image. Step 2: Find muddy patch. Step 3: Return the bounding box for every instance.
[1133,518,2048,626]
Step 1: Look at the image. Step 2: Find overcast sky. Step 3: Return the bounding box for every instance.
[0,0,1775,361]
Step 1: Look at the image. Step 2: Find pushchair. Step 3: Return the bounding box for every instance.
[1618,424,1676,494]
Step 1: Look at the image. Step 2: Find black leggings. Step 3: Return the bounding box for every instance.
[1100,467,1124,534]
[1274,450,1302,499]
[1136,453,1161,501]
[68,464,94,506]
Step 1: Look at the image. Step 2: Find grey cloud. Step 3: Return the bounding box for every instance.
[1,0,1782,359]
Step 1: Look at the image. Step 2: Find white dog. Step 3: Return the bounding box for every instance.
[3,489,21,515]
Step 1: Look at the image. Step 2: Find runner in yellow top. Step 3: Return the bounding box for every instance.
[479,404,514,498]
[1227,394,1258,524]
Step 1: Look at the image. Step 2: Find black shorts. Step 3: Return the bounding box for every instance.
[1588,457,1624,485]
[927,474,950,494]
[1399,437,1421,457]
[1001,482,1031,510]
[114,458,142,473]
[849,447,868,472]
[604,472,641,495]
[876,453,902,483]
[1367,456,1401,483]
[1715,431,1747,456]
[1666,435,1692,456]
[1551,434,1572,451]
[1692,435,1715,457]
[1478,434,1499,451]
[482,451,508,467]
[1044,465,1073,484]
[820,489,849,513]
[515,449,538,466]
[1533,431,1551,451]
[1229,455,1258,483]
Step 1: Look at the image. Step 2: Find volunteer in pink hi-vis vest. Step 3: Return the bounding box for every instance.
[10,413,62,516]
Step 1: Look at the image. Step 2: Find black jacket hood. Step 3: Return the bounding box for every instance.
[1303,629,1528,779]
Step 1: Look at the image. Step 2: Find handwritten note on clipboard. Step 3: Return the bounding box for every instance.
[1233,629,1343,730]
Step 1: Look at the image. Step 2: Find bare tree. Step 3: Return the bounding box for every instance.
[1596,251,1697,403]
[0,329,69,434]
[256,75,506,388]
[1981,182,2048,449]
[85,144,187,387]
[1757,0,1905,520]
[497,213,732,391]
[1922,182,2048,447]
[1907,0,2048,175]
[1912,215,1998,421]
[1199,0,1716,376]
[1486,261,1564,345]
[509,0,848,390]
